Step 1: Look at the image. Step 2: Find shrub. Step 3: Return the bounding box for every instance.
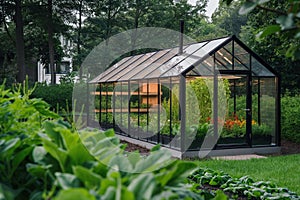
[281,95,300,143]
[31,83,73,112]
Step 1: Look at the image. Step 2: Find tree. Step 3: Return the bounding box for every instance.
[212,1,247,36]
[219,0,300,93]
[222,0,300,60]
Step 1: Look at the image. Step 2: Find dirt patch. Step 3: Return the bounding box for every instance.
[121,140,150,154]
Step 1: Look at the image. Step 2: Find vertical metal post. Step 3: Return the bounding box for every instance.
[246,74,252,147]
[138,81,140,139]
[106,84,108,126]
[179,75,186,152]
[213,54,218,144]
[157,78,161,144]
[87,82,90,127]
[146,80,149,141]
[232,39,235,70]
[99,83,102,126]
[276,77,281,146]
[258,77,261,125]
[128,81,131,136]
[112,82,116,129]
[247,55,252,147]
[120,82,123,132]
[169,77,172,147]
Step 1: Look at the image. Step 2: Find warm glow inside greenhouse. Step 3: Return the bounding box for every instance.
[89,35,280,157]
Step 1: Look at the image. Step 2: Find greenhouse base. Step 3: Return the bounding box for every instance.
[117,134,281,159]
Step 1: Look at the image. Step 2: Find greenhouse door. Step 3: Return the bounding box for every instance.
[217,71,252,148]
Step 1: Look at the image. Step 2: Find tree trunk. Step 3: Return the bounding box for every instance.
[47,0,55,84]
[15,0,25,83]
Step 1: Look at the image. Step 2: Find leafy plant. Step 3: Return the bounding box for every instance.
[281,94,300,143]
[189,168,299,200]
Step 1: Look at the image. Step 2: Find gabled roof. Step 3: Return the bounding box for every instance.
[90,35,277,84]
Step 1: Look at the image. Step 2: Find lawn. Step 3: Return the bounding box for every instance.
[197,154,300,195]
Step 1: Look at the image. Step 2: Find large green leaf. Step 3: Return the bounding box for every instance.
[0,183,15,200]
[42,138,69,172]
[54,188,95,200]
[55,172,81,189]
[26,163,52,178]
[11,146,33,175]
[32,146,47,164]
[157,161,197,187]
[73,166,102,189]
[133,149,173,173]
[108,155,133,172]
[0,138,21,160]
[128,173,156,200]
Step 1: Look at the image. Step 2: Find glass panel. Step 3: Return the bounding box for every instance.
[90,56,131,83]
[130,48,178,80]
[168,77,181,149]
[187,56,214,77]
[118,52,161,81]
[128,81,140,139]
[99,83,114,129]
[234,42,250,70]
[159,78,173,146]
[253,77,276,146]
[215,48,233,70]
[145,79,160,144]
[146,42,207,79]
[100,54,144,82]
[160,42,209,77]
[113,82,129,135]
[252,57,275,77]
[109,53,156,82]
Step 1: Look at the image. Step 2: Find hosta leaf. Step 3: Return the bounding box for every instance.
[55,172,81,189]
[73,166,102,189]
[133,149,173,173]
[108,155,133,172]
[213,190,228,200]
[0,183,15,200]
[11,146,33,174]
[157,161,197,187]
[127,152,141,168]
[128,173,156,200]
[54,188,95,200]
[32,146,47,164]
[26,163,51,178]
[0,138,20,160]
[42,138,68,172]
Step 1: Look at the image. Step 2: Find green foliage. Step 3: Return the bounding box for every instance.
[281,94,300,143]
[31,83,73,112]
[0,80,205,199]
[189,168,299,199]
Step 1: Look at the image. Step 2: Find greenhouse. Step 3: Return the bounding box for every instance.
[89,35,280,157]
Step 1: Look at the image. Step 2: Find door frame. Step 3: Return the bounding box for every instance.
[216,70,252,148]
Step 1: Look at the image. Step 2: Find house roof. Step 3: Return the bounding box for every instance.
[89,35,277,84]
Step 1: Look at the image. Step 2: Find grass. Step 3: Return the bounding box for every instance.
[196,154,300,195]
